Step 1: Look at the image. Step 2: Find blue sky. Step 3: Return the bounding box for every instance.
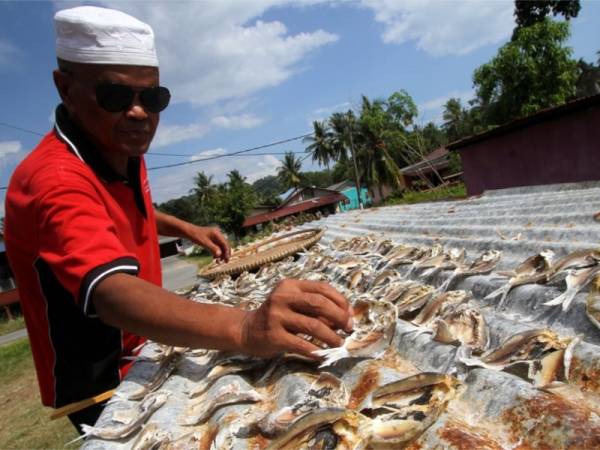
[0,0,599,212]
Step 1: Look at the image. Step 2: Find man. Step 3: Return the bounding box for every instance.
[4,6,352,432]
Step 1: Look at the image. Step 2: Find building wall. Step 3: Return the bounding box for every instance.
[457,106,600,196]
[339,187,370,211]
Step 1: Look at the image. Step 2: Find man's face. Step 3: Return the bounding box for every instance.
[57,64,161,158]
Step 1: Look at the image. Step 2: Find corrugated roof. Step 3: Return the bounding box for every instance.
[242,192,347,227]
[86,181,600,449]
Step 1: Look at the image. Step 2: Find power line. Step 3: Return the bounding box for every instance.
[147,133,312,171]
[148,150,307,157]
[0,121,45,137]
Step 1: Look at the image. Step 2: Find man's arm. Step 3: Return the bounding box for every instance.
[93,275,353,359]
[154,209,230,261]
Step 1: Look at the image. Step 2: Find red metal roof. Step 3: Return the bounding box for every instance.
[242,193,347,227]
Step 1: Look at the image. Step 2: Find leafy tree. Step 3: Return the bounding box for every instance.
[442,98,467,142]
[576,52,600,98]
[303,121,334,169]
[418,122,447,150]
[277,152,303,190]
[252,175,284,203]
[473,18,578,125]
[514,0,580,35]
[156,196,196,224]
[301,170,334,188]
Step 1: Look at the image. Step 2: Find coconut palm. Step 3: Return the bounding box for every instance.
[277,152,303,190]
[192,171,214,206]
[303,120,333,169]
[442,98,465,142]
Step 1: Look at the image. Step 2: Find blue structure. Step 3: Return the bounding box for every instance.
[328,181,371,211]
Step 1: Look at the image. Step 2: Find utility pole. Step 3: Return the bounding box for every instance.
[347,117,364,210]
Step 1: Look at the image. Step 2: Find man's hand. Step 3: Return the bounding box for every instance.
[239,279,353,359]
[185,225,230,262]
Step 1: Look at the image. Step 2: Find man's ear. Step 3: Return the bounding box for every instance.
[53,69,73,109]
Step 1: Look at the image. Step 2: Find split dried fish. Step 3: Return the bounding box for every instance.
[586,277,600,330]
[413,290,471,326]
[314,299,397,367]
[69,391,169,443]
[484,250,554,307]
[459,329,568,376]
[130,423,171,450]
[122,352,181,401]
[188,354,265,398]
[544,251,600,310]
[181,381,263,426]
[432,304,489,354]
[438,250,502,292]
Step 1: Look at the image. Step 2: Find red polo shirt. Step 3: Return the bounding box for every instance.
[4,105,162,407]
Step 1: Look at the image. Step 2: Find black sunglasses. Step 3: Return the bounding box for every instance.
[95,83,171,113]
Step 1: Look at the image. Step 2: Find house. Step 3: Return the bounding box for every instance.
[400,147,461,190]
[242,186,348,231]
[327,180,371,211]
[447,94,600,196]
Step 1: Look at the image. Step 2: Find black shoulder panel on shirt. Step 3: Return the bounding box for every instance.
[34,258,122,408]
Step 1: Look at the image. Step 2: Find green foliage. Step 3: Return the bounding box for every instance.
[473,18,578,126]
[156,195,196,224]
[576,52,600,98]
[301,170,334,188]
[277,152,303,190]
[514,0,580,34]
[252,175,284,204]
[0,314,25,337]
[383,183,466,206]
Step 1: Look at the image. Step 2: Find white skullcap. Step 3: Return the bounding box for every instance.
[54,6,158,67]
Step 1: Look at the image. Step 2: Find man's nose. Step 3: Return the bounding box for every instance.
[125,96,149,120]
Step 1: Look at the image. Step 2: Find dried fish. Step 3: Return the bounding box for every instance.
[413,290,471,326]
[438,250,502,292]
[181,381,263,426]
[69,391,169,443]
[188,354,265,398]
[123,352,181,401]
[544,258,600,310]
[130,423,171,450]
[432,304,489,354]
[586,278,600,330]
[314,299,397,367]
[484,250,554,307]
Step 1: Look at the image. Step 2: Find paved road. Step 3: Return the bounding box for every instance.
[0,328,27,346]
[0,257,199,347]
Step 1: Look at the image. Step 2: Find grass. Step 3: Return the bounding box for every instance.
[0,339,78,449]
[0,315,25,337]
[182,254,213,269]
[383,182,467,206]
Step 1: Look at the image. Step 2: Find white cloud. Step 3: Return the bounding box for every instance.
[190,148,228,161]
[211,114,264,129]
[307,101,352,125]
[100,2,338,106]
[0,141,22,158]
[360,0,514,56]
[419,89,473,112]
[153,112,265,149]
[153,123,210,148]
[149,153,284,204]
[417,89,474,124]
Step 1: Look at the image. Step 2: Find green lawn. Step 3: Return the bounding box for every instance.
[0,315,25,337]
[0,339,78,449]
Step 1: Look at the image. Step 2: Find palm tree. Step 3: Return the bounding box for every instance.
[442,98,464,142]
[303,121,333,169]
[227,169,245,187]
[277,152,303,190]
[192,171,214,206]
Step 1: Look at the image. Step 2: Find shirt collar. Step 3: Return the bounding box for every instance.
[53,104,140,184]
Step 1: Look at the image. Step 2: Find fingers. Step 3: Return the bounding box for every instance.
[288,292,352,333]
[202,238,222,260]
[295,280,351,313]
[280,333,324,360]
[210,228,231,262]
[284,312,344,349]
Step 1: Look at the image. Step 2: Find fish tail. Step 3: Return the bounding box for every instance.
[437,274,455,293]
[561,289,580,311]
[497,287,511,309]
[543,292,566,307]
[65,426,92,446]
[313,347,350,367]
[483,285,506,301]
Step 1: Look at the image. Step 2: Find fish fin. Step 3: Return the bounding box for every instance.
[65,425,93,445]
[561,289,581,311]
[437,274,456,293]
[313,347,350,367]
